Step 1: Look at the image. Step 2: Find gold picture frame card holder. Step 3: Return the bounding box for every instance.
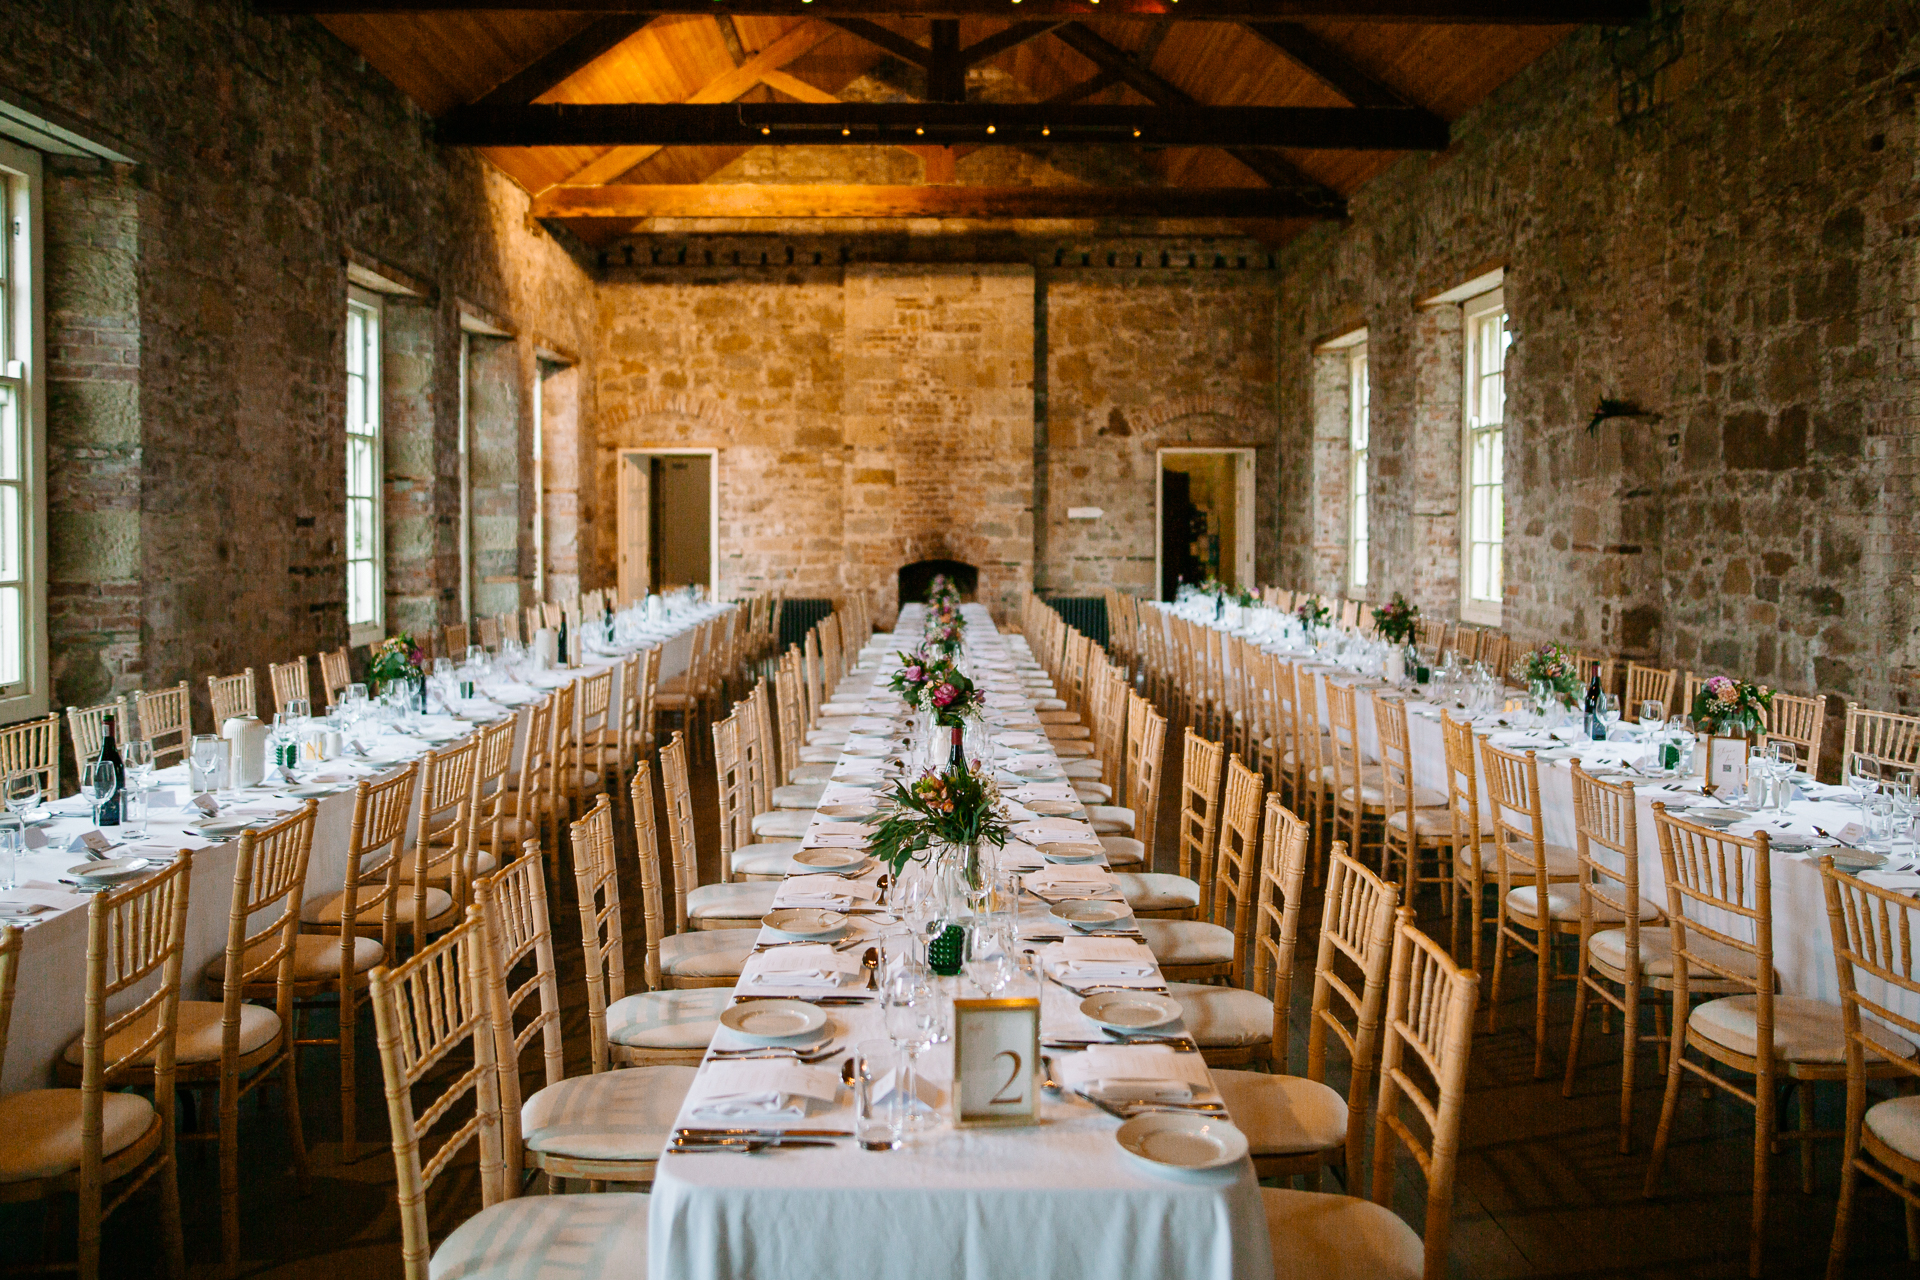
[951,996,1041,1127]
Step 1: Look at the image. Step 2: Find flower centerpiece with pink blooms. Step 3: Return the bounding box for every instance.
[1690,675,1773,735]
[1293,594,1331,634]
[925,573,962,609]
[924,666,981,727]
[1371,593,1420,646]
[925,601,966,656]
[368,632,424,695]
[888,649,939,708]
[1513,641,1583,708]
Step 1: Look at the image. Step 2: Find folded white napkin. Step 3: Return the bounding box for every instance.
[774,875,878,910]
[685,1059,844,1121]
[1013,784,1078,803]
[1043,937,1156,980]
[1027,865,1114,898]
[999,838,1045,869]
[1056,1044,1208,1104]
[742,944,865,988]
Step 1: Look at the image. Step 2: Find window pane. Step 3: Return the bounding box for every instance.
[0,383,17,482]
[0,586,18,686]
[0,484,18,583]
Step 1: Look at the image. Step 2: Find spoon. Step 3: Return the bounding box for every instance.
[863,946,880,989]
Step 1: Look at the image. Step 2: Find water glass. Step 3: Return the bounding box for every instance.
[0,820,19,892]
[81,758,118,829]
[883,971,940,1131]
[191,734,226,793]
[853,1038,903,1151]
[122,784,149,840]
[964,920,1016,998]
[1867,793,1899,846]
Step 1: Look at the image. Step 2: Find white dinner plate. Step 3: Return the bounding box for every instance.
[718,999,828,1045]
[1051,899,1132,930]
[1827,848,1888,870]
[792,848,869,873]
[1040,842,1105,864]
[997,732,1046,748]
[1080,990,1182,1031]
[842,740,890,757]
[763,908,848,939]
[1114,1113,1249,1179]
[1688,809,1753,828]
[66,858,154,883]
[1768,836,1822,853]
[282,784,337,799]
[191,816,260,837]
[834,769,891,785]
[1026,800,1078,817]
[817,803,879,821]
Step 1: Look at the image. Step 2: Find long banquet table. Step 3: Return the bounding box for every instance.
[1148,599,1920,1023]
[0,601,733,1093]
[647,603,1275,1280]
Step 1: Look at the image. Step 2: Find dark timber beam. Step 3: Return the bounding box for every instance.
[261,2,1651,25]
[928,19,965,101]
[823,18,929,67]
[957,22,1065,67]
[1244,21,1426,112]
[471,14,653,106]
[436,101,1451,150]
[533,182,1340,220]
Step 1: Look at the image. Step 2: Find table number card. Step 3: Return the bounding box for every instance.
[951,997,1040,1127]
[1703,735,1748,796]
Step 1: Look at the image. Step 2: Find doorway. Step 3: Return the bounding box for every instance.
[617,450,717,604]
[1157,449,1256,601]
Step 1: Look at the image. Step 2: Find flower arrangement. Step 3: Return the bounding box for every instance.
[1294,594,1331,632]
[865,761,1010,877]
[925,573,962,608]
[925,601,966,656]
[367,633,424,692]
[1371,593,1421,646]
[1234,586,1258,609]
[925,666,982,727]
[1513,641,1583,708]
[887,649,939,709]
[1691,675,1773,735]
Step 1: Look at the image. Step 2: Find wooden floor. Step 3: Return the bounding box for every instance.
[10,714,1920,1279]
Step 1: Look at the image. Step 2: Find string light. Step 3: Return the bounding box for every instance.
[761,126,771,135]
[1041,126,1050,137]
[842,127,851,136]
[1132,127,1142,137]
[986,124,996,134]
[916,125,925,135]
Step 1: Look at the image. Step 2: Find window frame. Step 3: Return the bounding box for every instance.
[1347,342,1370,596]
[1459,287,1507,627]
[0,139,46,723]
[345,286,385,647]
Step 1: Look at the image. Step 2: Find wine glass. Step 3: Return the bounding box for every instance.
[4,771,40,818]
[81,758,118,830]
[882,971,940,1132]
[121,742,153,836]
[964,920,1016,998]
[191,734,225,794]
[1640,699,1665,728]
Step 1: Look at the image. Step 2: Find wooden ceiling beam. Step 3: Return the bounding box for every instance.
[822,19,930,68]
[438,101,1450,150]
[957,22,1065,67]
[533,182,1338,220]
[263,1,1650,24]
[470,14,654,106]
[1046,22,1343,194]
[1244,21,1427,112]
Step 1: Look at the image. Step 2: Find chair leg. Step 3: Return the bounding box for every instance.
[221,1059,241,1271]
[1619,978,1641,1155]
[1486,913,1509,1036]
[340,985,358,1161]
[1749,1066,1775,1278]
[1798,1076,1816,1194]
[1532,925,1553,1079]
[160,1131,185,1280]
[1563,967,1592,1102]
[1827,1142,1859,1280]
[282,1051,312,1195]
[1643,1001,1687,1199]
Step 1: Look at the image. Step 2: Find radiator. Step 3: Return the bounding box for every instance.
[1043,596,1110,651]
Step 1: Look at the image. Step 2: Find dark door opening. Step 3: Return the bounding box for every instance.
[898,559,977,608]
[1160,470,1205,601]
[649,454,711,590]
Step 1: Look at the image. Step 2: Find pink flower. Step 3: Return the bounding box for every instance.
[904,665,923,682]
[932,684,957,707]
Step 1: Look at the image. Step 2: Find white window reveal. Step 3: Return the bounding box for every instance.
[345,288,384,645]
[0,138,44,720]
[1462,288,1507,625]
[1348,343,1370,594]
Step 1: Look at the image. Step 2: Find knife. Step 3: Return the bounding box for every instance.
[674,1127,853,1138]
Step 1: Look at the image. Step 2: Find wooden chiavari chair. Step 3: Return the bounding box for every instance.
[443,622,469,656]
[1480,738,1585,1076]
[1219,808,1402,1185]
[1681,670,1706,717]
[654,733,757,983]
[0,713,59,801]
[1821,858,1920,1277]
[1441,712,1494,972]
[740,697,808,845]
[1142,754,1261,984]
[1561,765,1725,1156]
[757,681,817,811]
[498,609,521,646]
[207,668,256,725]
[1165,728,1226,910]
[692,713,780,924]
[1259,910,1480,1280]
[65,697,127,774]
[1762,691,1827,775]
[655,618,713,758]
[774,658,838,779]
[567,760,727,1066]
[565,667,614,823]
[318,647,352,709]
[395,738,479,955]
[370,913,648,1280]
[493,694,556,870]
[476,615,500,651]
[1326,679,1387,874]
[133,681,191,768]
[0,861,192,1280]
[268,656,311,713]
[184,804,315,1267]
[476,836,693,1188]
[298,763,419,1158]
[1111,697,1194,916]
[1480,631,1513,678]
[1374,693,1452,906]
[1623,662,1678,719]
[1644,809,1915,1278]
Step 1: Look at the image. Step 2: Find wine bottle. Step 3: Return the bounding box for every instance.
[948,723,966,772]
[557,608,570,667]
[1584,673,1604,741]
[98,713,124,827]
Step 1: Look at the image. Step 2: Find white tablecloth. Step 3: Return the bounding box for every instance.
[648,603,1274,1280]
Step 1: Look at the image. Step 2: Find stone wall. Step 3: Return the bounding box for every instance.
[1272,0,1920,713]
[2,0,596,717]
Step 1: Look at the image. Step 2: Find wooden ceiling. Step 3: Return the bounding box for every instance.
[287,2,1638,241]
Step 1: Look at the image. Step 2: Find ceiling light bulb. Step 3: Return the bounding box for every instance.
[761,126,771,135]
[1132,127,1142,137]
[987,124,996,134]
[842,127,851,136]
[916,126,925,135]
[1041,126,1050,137]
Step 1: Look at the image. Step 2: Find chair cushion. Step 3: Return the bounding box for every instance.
[1044,725,1092,741]
[606,988,732,1051]
[1504,884,1627,925]
[1384,807,1457,838]
[1689,993,1917,1065]
[1035,710,1082,724]
[658,929,758,979]
[1032,698,1068,712]
[1313,764,1383,789]
[1340,782,1444,810]
[521,1065,698,1162]
[398,846,499,884]
[688,881,777,923]
[1260,1187,1424,1280]
[1168,983,1275,1049]
[1059,759,1104,779]
[1084,805,1136,837]
[430,1191,650,1280]
[788,763,836,783]
[1495,839,1580,876]
[750,810,812,839]
[729,841,807,879]
[1051,741,1095,760]
[0,1089,156,1183]
[806,730,850,747]
[63,999,278,1069]
[798,745,842,764]
[1098,836,1146,867]
[1586,924,1762,984]
[205,932,384,985]
[1072,781,1114,804]
[1139,920,1235,967]
[1213,1070,1348,1156]
[1112,872,1201,914]
[1866,1094,1920,1162]
[302,885,454,927]
[772,783,826,809]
